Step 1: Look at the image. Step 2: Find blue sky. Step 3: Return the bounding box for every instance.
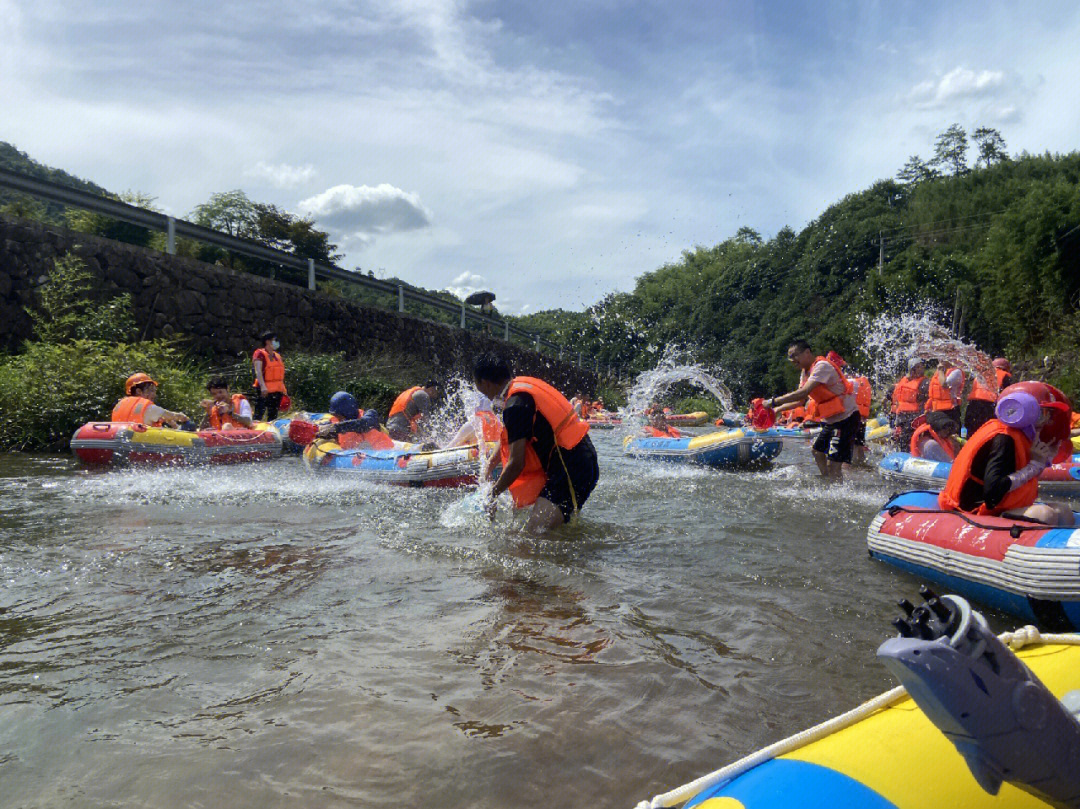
[2,1,1078,314]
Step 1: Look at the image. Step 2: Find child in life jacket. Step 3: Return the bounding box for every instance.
[316,391,394,450]
[199,377,253,430]
[909,411,961,462]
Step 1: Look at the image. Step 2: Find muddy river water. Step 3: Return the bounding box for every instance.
[0,432,1011,808]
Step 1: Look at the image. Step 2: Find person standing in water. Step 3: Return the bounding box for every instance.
[252,331,287,421]
[472,354,599,533]
[765,340,860,481]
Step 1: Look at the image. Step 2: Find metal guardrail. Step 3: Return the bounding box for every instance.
[0,167,620,374]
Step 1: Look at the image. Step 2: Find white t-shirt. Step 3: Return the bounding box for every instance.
[802,360,858,424]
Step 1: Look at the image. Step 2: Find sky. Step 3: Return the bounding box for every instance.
[2,1,1079,315]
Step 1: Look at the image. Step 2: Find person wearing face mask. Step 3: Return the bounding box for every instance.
[252,331,287,422]
[938,381,1074,526]
[472,353,599,533]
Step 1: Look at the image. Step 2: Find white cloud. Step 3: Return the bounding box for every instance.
[907,67,1007,108]
[298,183,433,242]
[445,270,488,300]
[244,161,316,188]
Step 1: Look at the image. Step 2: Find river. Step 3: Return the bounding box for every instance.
[0,432,1012,808]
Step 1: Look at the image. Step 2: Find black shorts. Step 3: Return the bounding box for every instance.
[854,416,867,447]
[811,410,861,464]
[539,436,600,523]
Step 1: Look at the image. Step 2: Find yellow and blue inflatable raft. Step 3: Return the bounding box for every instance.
[303,438,494,487]
[624,428,783,468]
[639,637,1080,809]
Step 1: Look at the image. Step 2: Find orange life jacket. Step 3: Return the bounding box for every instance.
[909,422,958,461]
[253,349,287,394]
[782,404,807,424]
[938,419,1037,516]
[111,396,163,427]
[853,376,872,419]
[329,414,395,450]
[389,386,424,433]
[804,399,819,421]
[475,410,503,444]
[926,368,964,412]
[802,356,853,421]
[892,375,925,413]
[968,367,1009,403]
[499,377,589,508]
[645,426,682,438]
[206,394,249,430]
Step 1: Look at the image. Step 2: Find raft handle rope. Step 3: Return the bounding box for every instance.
[885,503,1058,538]
[632,627,1080,809]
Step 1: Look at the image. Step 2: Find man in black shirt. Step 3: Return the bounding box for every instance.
[473,354,599,533]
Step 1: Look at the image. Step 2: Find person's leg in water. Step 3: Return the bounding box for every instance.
[811,424,838,480]
[524,497,567,533]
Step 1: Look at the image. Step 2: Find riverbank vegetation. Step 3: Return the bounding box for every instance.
[0,253,409,450]
[517,125,1080,400]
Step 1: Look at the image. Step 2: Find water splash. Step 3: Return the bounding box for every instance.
[624,350,735,424]
[857,307,997,396]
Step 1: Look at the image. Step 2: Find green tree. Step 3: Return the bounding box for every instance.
[931,123,969,176]
[972,127,1008,168]
[192,190,258,238]
[897,155,937,185]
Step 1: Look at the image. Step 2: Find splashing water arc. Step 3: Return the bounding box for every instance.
[624,356,735,422]
[857,309,998,397]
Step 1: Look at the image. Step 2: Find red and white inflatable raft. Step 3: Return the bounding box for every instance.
[71,422,282,466]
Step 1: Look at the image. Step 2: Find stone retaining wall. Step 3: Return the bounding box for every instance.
[0,214,596,392]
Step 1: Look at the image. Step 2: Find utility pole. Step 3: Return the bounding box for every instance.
[878,231,885,274]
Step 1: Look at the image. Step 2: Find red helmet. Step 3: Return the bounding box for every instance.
[992,357,1011,372]
[1000,381,1073,462]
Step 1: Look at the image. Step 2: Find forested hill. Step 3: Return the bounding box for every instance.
[0,142,111,221]
[514,144,1080,400]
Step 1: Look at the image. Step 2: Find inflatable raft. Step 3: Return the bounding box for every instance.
[71,422,282,466]
[878,452,1080,499]
[867,491,1080,630]
[303,438,492,487]
[666,411,709,427]
[639,625,1080,809]
[624,428,783,468]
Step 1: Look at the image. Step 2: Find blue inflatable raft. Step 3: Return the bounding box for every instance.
[624,428,783,468]
[879,451,1080,499]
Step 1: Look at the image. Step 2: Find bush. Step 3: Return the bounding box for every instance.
[0,339,206,450]
[672,396,720,418]
[27,253,136,344]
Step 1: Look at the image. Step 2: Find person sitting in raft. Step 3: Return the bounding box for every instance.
[252,331,287,422]
[112,373,190,428]
[938,381,1074,526]
[386,381,439,441]
[473,354,600,533]
[764,340,860,481]
[316,391,394,450]
[965,357,1012,436]
[198,377,253,430]
[644,409,681,438]
[447,392,503,448]
[909,411,961,462]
